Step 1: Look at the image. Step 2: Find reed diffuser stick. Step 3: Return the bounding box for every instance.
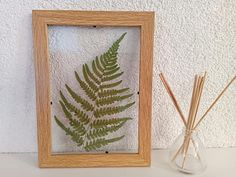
[192,73,206,127]
[160,72,235,172]
[159,73,202,162]
[181,76,198,167]
[182,75,205,168]
[194,75,236,129]
[159,73,187,126]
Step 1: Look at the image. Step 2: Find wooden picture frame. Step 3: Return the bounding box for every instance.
[33,10,154,168]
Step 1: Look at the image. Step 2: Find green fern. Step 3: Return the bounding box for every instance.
[54,33,135,151]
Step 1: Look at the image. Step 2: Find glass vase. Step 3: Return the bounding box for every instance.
[168,128,207,174]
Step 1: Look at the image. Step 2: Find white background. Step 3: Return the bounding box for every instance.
[0,0,235,152]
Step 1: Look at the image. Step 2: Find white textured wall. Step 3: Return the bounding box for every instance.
[0,0,235,153]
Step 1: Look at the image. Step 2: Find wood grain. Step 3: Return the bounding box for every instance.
[32,10,154,168]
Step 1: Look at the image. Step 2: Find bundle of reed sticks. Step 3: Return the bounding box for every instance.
[159,72,236,168]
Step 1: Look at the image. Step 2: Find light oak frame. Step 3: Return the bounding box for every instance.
[33,10,154,168]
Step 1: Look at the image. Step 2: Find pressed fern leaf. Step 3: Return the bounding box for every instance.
[98,88,129,97]
[96,94,133,106]
[60,91,90,124]
[86,122,125,140]
[93,102,135,118]
[65,84,94,111]
[84,135,125,151]
[90,117,132,129]
[54,32,135,151]
[55,116,84,146]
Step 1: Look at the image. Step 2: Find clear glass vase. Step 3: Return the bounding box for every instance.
[168,128,207,174]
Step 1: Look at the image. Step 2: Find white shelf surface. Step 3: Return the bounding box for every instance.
[0,148,235,177]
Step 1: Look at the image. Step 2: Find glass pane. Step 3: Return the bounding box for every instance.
[48,26,140,154]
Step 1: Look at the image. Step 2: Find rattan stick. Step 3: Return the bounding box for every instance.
[171,134,201,162]
[189,76,200,129]
[160,73,204,163]
[171,144,183,162]
[182,75,197,155]
[183,75,198,157]
[187,76,198,130]
[159,73,187,126]
[191,76,204,129]
[185,76,203,160]
[194,75,236,129]
[181,79,195,155]
[192,73,206,128]
[191,138,201,160]
[171,136,201,162]
[182,134,191,168]
[182,76,200,168]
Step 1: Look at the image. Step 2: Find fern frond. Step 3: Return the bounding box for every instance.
[65,84,94,111]
[115,32,126,44]
[103,67,120,76]
[82,65,99,91]
[102,51,117,63]
[98,88,129,98]
[84,135,125,151]
[60,91,90,124]
[74,111,90,125]
[92,60,103,78]
[59,100,72,119]
[107,32,126,56]
[104,53,117,63]
[87,122,125,140]
[84,64,100,85]
[90,117,132,129]
[99,55,107,68]
[58,101,86,136]
[69,118,86,135]
[105,60,117,67]
[75,71,96,101]
[94,102,135,118]
[95,56,104,73]
[100,80,122,89]
[96,94,133,107]
[101,72,123,82]
[55,116,84,146]
[55,32,135,151]
[104,64,118,71]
